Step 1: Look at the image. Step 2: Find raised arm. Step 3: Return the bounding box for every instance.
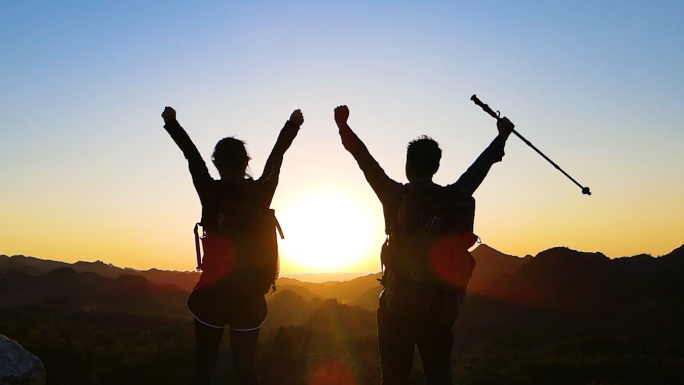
[334,105,401,203]
[161,106,213,195]
[449,117,514,196]
[257,109,304,194]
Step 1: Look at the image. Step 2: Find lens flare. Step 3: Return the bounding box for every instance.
[308,359,357,385]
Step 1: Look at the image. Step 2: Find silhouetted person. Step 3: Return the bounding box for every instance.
[162,107,303,385]
[334,105,513,385]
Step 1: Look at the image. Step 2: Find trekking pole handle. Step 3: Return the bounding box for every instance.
[471,95,501,120]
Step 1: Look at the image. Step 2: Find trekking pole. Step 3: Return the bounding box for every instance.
[471,95,591,196]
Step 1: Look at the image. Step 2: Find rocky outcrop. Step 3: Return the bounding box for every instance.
[0,335,45,385]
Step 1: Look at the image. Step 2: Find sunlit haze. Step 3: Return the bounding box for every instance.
[1,1,682,274]
[277,187,384,274]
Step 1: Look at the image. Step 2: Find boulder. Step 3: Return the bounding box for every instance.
[0,335,45,385]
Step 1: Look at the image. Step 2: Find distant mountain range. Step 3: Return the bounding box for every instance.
[483,244,684,315]
[0,266,188,317]
[4,244,683,385]
[0,255,200,291]
[281,272,373,283]
[2,243,682,328]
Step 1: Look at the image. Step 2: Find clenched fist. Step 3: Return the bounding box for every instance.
[334,105,349,127]
[496,117,514,139]
[162,107,176,123]
[289,109,304,127]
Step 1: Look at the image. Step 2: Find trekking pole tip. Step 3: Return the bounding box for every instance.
[582,187,591,196]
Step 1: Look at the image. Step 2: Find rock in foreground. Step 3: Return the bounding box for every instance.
[0,335,45,385]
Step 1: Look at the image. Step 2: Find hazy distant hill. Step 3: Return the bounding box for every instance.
[263,289,322,328]
[0,243,529,301]
[0,254,71,275]
[468,244,531,292]
[484,247,621,314]
[270,244,532,311]
[281,272,371,282]
[273,277,340,296]
[0,266,188,317]
[0,254,200,291]
[481,244,684,315]
[316,273,383,303]
[266,282,323,302]
[3,243,683,319]
[304,299,376,338]
[353,286,383,312]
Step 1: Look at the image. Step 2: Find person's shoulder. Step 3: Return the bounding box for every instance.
[439,183,473,202]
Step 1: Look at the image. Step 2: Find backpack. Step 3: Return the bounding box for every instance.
[194,192,284,295]
[380,183,477,323]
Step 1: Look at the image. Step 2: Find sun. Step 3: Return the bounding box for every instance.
[275,188,384,274]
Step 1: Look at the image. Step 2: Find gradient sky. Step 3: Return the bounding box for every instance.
[1,1,682,274]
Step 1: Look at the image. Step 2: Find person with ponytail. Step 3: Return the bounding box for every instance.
[161,106,303,384]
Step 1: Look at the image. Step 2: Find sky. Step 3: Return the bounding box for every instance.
[1,1,682,274]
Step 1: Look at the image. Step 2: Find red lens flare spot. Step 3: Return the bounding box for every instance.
[308,359,357,385]
[429,235,474,288]
[198,235,236,286]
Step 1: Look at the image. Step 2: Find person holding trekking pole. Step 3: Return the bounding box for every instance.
[162,106,303,385]
[334,104,513,385]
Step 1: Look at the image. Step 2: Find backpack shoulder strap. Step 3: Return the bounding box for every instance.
[379,185,408,285]
[193,222,202,271]
[268,209,285,240]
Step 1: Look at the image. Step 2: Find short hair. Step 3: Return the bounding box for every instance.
[407,136,442,177]
[212,137,250,177]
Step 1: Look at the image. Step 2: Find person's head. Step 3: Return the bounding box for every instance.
[406,136,442,182]
[212,137,250,179]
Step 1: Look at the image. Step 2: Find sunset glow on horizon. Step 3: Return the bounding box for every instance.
[277,187,384,274]
[1,2,682,274]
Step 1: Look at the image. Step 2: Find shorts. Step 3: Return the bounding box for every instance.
[187,283,268,331]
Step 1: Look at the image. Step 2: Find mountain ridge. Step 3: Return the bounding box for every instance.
[2,243,683,385]
[2,242,682,323]
[3,242,681,286]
